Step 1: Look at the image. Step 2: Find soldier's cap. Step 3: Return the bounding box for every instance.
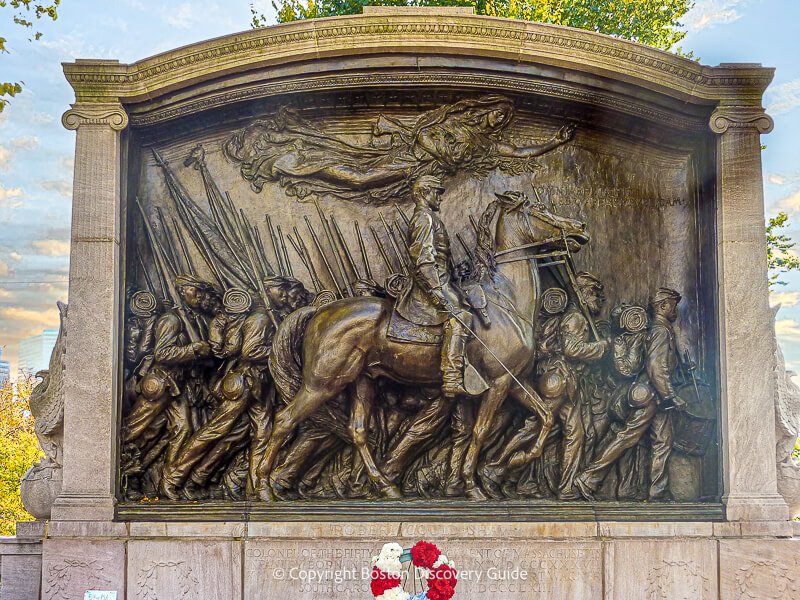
[175,274,220,295]
[263,275,305,292]
[575,271,604,291]
[413,175,445,191]
[650,287,682,305]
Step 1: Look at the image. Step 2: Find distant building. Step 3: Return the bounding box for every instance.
[18,330,58,375]
[0,347,9,385]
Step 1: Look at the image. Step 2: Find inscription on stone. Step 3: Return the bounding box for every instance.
[244,540,601,599]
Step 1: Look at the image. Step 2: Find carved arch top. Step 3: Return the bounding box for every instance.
[62,9,774,122]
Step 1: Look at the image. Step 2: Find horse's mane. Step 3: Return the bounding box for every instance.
[474,201,499,277]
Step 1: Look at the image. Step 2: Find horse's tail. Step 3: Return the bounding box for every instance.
[269,305,317,403]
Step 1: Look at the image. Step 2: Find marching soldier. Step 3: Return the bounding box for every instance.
[159,277,312,500]
[121,275,221,473]
[575,287,684,501]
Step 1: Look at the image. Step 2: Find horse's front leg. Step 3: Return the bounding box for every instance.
[350,376,403,499]
[462,375,512,501]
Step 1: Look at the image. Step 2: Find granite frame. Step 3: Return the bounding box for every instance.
[53,8,786,525]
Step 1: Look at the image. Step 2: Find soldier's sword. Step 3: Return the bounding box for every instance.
[441,305,538,403]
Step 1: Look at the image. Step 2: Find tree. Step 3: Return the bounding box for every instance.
[0,376,41,535]
[255,0,695,51]
[767,212,800,289]
[0,0,61,112]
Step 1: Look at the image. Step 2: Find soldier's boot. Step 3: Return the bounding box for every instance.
[441,316,470,398]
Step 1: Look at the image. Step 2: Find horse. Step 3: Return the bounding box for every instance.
[255,196,589,501]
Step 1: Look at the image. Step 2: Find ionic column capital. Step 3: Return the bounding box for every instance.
[710,105,773,134]
[62,102,128,131]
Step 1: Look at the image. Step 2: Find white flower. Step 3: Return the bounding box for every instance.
[377,587,410,600]
[432,554,453,569]
[374,542,404,576]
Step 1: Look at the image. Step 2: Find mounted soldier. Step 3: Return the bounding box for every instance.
[395,174,479,398]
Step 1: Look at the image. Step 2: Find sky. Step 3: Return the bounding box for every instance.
[0,0,798,375]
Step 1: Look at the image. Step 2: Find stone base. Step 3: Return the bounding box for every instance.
[0,527,42,600]
[27,520,799,600]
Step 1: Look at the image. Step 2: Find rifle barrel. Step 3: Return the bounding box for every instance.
[379,213,408,275]
[355,222,373,280]
[331,215,359,281]
[369,226,395,275]
[315,200,352,296]
[305,215,343,297]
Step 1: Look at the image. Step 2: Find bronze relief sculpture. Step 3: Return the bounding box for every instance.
[120,94,716,506]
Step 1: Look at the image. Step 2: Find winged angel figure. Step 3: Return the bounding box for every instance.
[224,94,575,205]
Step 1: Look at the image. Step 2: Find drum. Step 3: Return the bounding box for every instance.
[671,382,716,456]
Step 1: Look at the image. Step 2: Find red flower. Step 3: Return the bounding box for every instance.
[370,566,401,597]
[427,564,458,600]
[410,540,440,569]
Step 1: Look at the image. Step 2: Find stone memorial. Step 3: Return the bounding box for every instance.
[2,7,798,599]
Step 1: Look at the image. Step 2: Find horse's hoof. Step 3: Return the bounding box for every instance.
[465,483,489,501]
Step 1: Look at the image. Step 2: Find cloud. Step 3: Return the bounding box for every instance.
[0,288,11,299]
[776,318,800,340]
[0,260,10,278]
[766,79,800,116]
[0,183,24,207]
[40,179,72,198]
[770,174,786,185]
[770,291,800,308]
[9,136,39,151]
[8,251,22,262]
[62,156,74,171]
[31,240,71,257]
[0,146,10,171]
[685,1,746,31]
[0,306,60,329]
[161,3,197,29]
[778,190,800,213]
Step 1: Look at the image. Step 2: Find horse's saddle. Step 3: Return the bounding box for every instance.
[387,308,443,345]
[384,274,489,344]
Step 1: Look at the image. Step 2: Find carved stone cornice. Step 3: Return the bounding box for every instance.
[62,103,129,131]
[709,105,774,134]
[61,12,774,110]
[127,71,708,131]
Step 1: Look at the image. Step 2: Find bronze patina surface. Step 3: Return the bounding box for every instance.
[118,91,719,514]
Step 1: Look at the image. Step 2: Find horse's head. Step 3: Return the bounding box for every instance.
[494,191,589,254]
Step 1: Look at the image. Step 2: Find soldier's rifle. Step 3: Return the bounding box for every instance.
[134,197,202,343]
[292,226,324,292]
[314,199,353,296]
[379,212,409,275]
[355,222,373,281]
[369,226,396,275]
[305,216,344,298]
[266,215,286,276]
[155,151,239,290]
[330,215,360,281]
[276,224,293,278]
[287,231,321,292]
[136,250,158,299]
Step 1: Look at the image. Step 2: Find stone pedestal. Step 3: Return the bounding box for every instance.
[33,521,800,600]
